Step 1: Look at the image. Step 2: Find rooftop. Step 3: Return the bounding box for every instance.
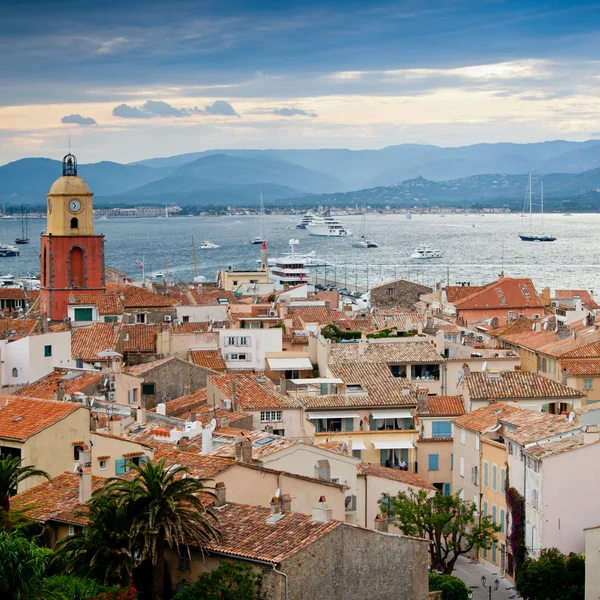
[501,411,579,445]
[465,370,584,401]
[357,463,436,490]
[106,283,176,308]
[525,433,596,459]
[420,395,465,417]
[453,402,521,433]
[16,370,102,401]
[554,290,599,310]
[209,430,300,460]
[561,360,600,377]
[69,293,124,315]
[453,277,544,310]
[0,397,83,442]
[0,318,37,341]
[71,322,122,362]
[190,350,227,371]
[127,356,178,377]
[123,324,160,353]
[329,341,442,364]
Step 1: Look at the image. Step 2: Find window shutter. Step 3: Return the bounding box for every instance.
[428,454,439,471]
[140,455,148,465]
[500,468,506,494]
[344,418,354,432]
[443,483,451,496]
[500,509,505,533]
[115,459,128,475]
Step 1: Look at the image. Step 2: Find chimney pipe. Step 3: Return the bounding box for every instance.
[270,496,281,514]
[235,436,253,463]
[78,467,92,504]
[315,460,331,482]
[374,513,389,533]
[136,408,147,424]
[214,482,227,507]
[109,417,122,436]
[156,403,166,416]
[311,496,333,523]
[281,493,292,513]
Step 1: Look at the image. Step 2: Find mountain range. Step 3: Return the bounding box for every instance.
[3,140,600,208]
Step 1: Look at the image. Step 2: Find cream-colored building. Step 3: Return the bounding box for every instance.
[585,525,600,600]
[218,268,269,292]
[90,431,154,477]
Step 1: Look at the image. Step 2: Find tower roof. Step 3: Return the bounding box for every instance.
[48,175,90,196]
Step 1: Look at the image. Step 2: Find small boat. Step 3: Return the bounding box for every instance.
[352,206,379,248]
[411,245,443,259]
[251,192,267,244]
[15,206,30,245]
[406,212,412,220]
[0,244,19,257]
[519,173,556,242]
[199,241,220,249]
[154,272,164,279]
[563,213,572,217]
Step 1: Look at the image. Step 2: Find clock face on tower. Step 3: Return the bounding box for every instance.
[69,199,82,213]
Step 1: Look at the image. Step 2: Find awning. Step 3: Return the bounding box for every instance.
[352,441,368,451]
[290,378,344,385]
[267,357,313,371]
[370,410,413,420]
[307,411,360,420]
[372,441,415,450]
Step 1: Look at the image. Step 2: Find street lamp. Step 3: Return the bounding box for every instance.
[481,576,500,600]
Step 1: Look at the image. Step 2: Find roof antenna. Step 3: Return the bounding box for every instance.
[68,134,71,154]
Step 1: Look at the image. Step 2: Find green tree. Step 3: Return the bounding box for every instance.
[516,548,584,600]
[103,458,220,600]
[428,573,470,600]
[172,561,261,600]
[56,495,138,587]
[37,575,106,600]
[0,530,53,600]
[380,489,500,575]
[0,456,50,531]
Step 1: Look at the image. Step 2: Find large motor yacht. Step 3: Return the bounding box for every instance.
[410,245,443,259]
[306,210,352,237]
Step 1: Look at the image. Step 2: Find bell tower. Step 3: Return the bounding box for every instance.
[40,154,106,320]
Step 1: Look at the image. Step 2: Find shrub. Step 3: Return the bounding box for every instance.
[428,573,471,600]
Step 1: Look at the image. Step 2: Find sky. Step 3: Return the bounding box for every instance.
[2,0,600,164]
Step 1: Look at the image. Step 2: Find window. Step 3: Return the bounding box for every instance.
[227,353,249,361]
[69,246,84,287]
[500,509,505,534]
[450,453,454,470]
[443,483,451,496]
[432,421,452,438]
[178,552,191,571]
[475,435,480,450]
[182,316,190,323]
[470,465,479,485]
[44,345,52,357]
[584,379,593,390]
[492,464,498,491]
[136,313,146,324]
[492,542,497,564]
[460,429,466,445]
[428,454,439,471]
[483,500,488,518]
[74,445,83,461]
[12,368,18,378]
[388,288,394,296]
[500,468,506,494]
[74,308,93,321]
[483,461,489,487]
[226,336,236,346]
[459,457,465,477]
[531,488,539,510]
[142,383,155,395]
[128,389,135,404]
[483,546,488,559]
[492,504,497,524]
[76,358,83,368]
[104,316,118,323]
[260,410,282,422]
[239,336,250,346]
[68,525,82,536]
[70,217,79,229]
[99,460,107,471]
[352,449,362,459]
[115,459,129,475]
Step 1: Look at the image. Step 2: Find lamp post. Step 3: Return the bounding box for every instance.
[481,576,500,600]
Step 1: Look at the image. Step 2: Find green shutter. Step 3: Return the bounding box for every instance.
[344,418,354,432]
[443,483,451,496]
[352,449,361,459]
[380,450,387,467]
[74,308,93,321]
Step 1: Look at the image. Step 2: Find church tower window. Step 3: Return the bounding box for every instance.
[70,247,84,287]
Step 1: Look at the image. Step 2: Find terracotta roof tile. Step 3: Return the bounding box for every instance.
[329,341,442,364]
[454,278,544,310]
[466,371,584,401]
[452,403,521,433]
[501,410,580,446]
[16,370,102,401]
[559,340,600,359]
[188,288,239,306]
[190,350,226,370]
[72,322,122,362]
[561,360,600,376]
[0,288,26,299]
[170,322,211,334]
[445,285,489,304]
[554,290,600,310]
[289,305,332,326]
[69,293,124,315]
[209,430,300,460]
[202,502,341,562]
[123,324,159,353]
[525,433,596,459]
[357,463,436,490]
[153,445,235,478]
[106,283,176,308]
[209,373,299,410]
[0,318,37,341]
[422,396,465,416]
[0,396,83,441]
[126,356,175,377]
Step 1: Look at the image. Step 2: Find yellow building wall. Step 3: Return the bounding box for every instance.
[90,432,154,478]
[415,439,454,493]
[47,190,95,236]
[219,270,269,291]
[567,375,600,406]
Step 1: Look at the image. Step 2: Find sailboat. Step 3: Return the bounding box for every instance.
[352,206,379,248]
[251,192,266,244]
[519,172,556,242]
[15,206,30,245]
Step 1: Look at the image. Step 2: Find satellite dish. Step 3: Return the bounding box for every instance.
[275,487,281,498]
[63,394,72,402]
[210,418,217,429]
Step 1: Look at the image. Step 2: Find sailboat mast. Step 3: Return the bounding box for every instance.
[541,182,544,230]
[529,170,533,233]
[192,235,199,278]
[259,191,264,240]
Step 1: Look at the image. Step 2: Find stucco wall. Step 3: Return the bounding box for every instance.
[90,432,153,478]
[370,280,432,311]
[416,438,453,492]
[452,426,480,511]
[585,526,600,600]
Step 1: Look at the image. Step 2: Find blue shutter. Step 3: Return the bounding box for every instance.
[380,450,387,467]
[492,505,497,524]
[492,465,498,490]
[432,422,440,437]
[432,421,452,438]
[450,453,454,470]
[500,509,505,533]
[428,454,439,471]
[484,462,489,487]
[500,468,506,494]
[443,483,451,496]
[115,459,128,475]
[140,455,148,465]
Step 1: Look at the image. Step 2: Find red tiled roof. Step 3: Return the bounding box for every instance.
[357,463,436,490]
[72,322,122,361]
[465,371,584,400]
[501,410,579,445]
[0,318,37,341]
[123,324,159,353]
[0,397,83,441]
[445,285,489,304]
[454,278,544,310]
[153,445,235,478]
[202,502,341,562]
[69,293,124,315]
[209,373,299,410]
[289,305,332,326]
[561,360,600,376]
[126,356,174,377]
[559,340,600,359]
[554,290,600,310]
[452,402,521,433]
[311,290,340,307]
[423,396,465,416]
[190,350,226,370]
[0,288,26,299]
[170,322,211,334]
[106,283,176,308]
[188,288,239,306]
[16,370,102,401]
[11,472,104,526]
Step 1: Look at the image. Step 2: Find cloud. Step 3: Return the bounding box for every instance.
[272,107,317,117]
[96,37,129,55]
[112,100,237,119]
[203,100,238,116]
[60,114,97,126]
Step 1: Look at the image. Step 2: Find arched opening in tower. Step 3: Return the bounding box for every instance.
[70,247,84,287]
[42,247,47,287]
[71,217,79,229]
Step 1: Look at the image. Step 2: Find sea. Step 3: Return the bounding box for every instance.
[1,212,599,293]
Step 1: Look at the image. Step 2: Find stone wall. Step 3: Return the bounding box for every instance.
[371,280,432,311]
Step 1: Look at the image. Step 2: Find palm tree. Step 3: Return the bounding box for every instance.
[104,458,220,600]
[56,494,137,586]
[0,455,50,531]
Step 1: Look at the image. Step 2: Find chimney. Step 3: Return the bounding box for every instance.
[311,496,333,523]
[189,412,196,422]
[584,425,600,445]
[270,496,281,514]
[374,513,389,533]
[561,368,569,386]
[358,335,367,357]
[418,393,429,415]
[281,493,292,513]
[78,467,92,504]
[314,459,331,482]
[220,417,229,429]
[136,408,147,424]
[235,436,253,463]
[462,364,471,378]
[214,482,227,507]
[542,287,551,301]
[260,240,269,272]
[156,403,167,416]
[109,416,122,436]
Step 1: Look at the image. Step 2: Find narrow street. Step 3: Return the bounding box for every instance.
[452,555,522,600]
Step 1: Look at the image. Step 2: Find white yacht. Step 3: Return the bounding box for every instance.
[269,239,312,290]
[296,211,316,229]
[411,245,443,259]
[258,249,330,268]
[307,210,352,237]
[0,244,19,257]
[406,211,412,220]
[352,207,378,248]
[199,241,221,249]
